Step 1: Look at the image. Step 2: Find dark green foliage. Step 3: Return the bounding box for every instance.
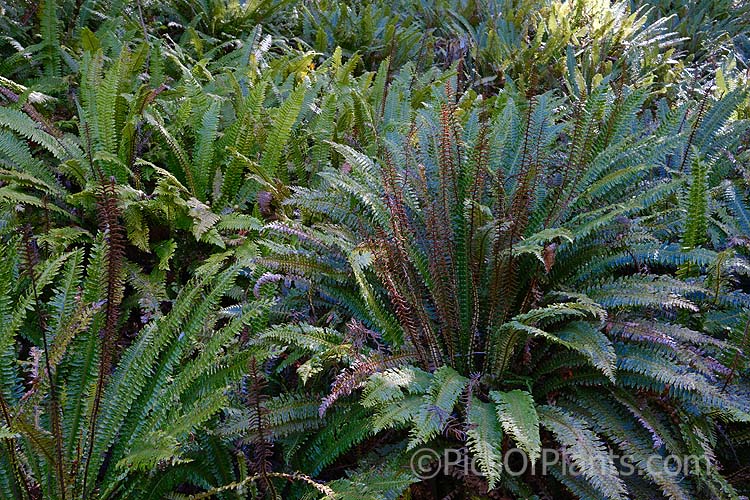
[0,0,749,499]
[259,80,750,497]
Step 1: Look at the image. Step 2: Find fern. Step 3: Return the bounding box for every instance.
[539,405,627,500]
[38,0,61,78]
[2,3,749,498]
[683,151,709,250]
[260,81,308,183]
[257,77,750,498]
[466,398,503,488]
[490,389,541,464]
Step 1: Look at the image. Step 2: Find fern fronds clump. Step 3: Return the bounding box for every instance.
[259,77,750,498]
[1,0,749,498]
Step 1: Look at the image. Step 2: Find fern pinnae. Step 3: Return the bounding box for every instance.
[19,226,69,500]
[82,175,127,497]
[260,80,308,183]
[86,268,230,490]
[549,87,608,229]
[539,405,627,500]
[0,107,81,164]
[38,0,61,78]
[0,403,32,500]
[721,319,749,392]
[145,111,198,196]
[466,398,503,488]
[566,392,692,500]
[493,390,540,459]
[409,366,468,448]
[543,92,586,228]
[677,86,710,174]
[95,49,127,159]
[319,352,413,417]
[489,96,539,330]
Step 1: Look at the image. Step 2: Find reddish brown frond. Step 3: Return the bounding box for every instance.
[319,351,414,416]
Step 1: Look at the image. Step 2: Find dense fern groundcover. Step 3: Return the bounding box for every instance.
[1,0,750,498]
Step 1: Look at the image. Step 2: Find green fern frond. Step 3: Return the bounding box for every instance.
[260,81,309,182]
[409,366,468,448]
[539,405,627,500]
[466,398,503,488]
[490,389,541,464]
[38,0,61,77]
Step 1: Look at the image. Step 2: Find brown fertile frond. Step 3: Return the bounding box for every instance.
[380,150,414,264]
[82,175,126,497]
[378,147,445,368]
[404,140,461,368]
[319,351,414,416]
[371,236,440,369]
[95,176,126,376]
[246,358,277,498]
[440,101,459,206]
[678,87,710,173]
[466,123,491,372]
[432,103,462,360]
[487,98,537,330]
